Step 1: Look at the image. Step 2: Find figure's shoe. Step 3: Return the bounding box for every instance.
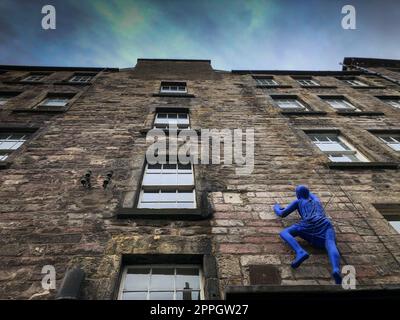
[332,269,342,285]
[291,250,309,269]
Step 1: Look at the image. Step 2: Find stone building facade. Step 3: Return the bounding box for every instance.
[0,58,399,300]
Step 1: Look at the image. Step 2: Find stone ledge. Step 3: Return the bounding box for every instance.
[281,111,327,116]
[327,162,399,170]
[53,81,91,86]
[350,86,387,89]
[12,107,68,113]
[116,208,211,220]
[0,161,11,170]
[152,93,195,98]
[256,85,293,89]
[1,80,47,85]
[139,128,201,135]
[336,111,385,116]
[300,85,338,89]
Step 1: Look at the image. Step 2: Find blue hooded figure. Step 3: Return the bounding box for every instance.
[274,185,342,284]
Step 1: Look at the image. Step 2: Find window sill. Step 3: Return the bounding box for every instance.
[139,128,200,136]
[3,80,48,85]
[0,161,11,169]
[300,85,338,89]
[256,85,292,89]
[13,106,68,113]
[327,162,398,170]
[153,93,195,98]
[281,111,327,116]
[350,86,387,89]
[116,207,212,220]
[53,81,92,86]
[336,111,385,116]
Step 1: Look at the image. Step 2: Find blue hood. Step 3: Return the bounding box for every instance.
[296,185,310,199]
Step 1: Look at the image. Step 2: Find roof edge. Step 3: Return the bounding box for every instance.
[231,70,362,75]
[0,65,119,72]
[343,57,400,70]
[137,58,211,63]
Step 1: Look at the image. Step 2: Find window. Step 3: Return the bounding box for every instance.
[381,98,400,109]
[154,112,190,129]
[142,163,194,187]
[308,133,368,162]
[255,77,278,86]
[69,74,93,83]
[376,134,400,151]
[374,204,400,234]
[38,96,70,108]
[341,78,368,87]
[387,218,400,233]
[296,78,319,86]
[118,265,203,300]
[0,94,16,106]
[321,97,358,111]
[0,96,9,106]
[139,189,196,209]
[160,82,187,93]
[273,97,308,110]
[138,162,195,209]
[22,74,47,82]
[0,132,29,161]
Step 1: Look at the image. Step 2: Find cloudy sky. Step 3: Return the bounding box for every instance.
[0,0,399,70]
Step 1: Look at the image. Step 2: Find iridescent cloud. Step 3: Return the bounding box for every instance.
[0,0,399,70]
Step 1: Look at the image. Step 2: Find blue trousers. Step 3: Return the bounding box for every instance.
[280,224,341,283]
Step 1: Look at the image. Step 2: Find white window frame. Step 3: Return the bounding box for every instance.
[0,133,29,161]
[343,79,368,87]
[377,134,400,151]
[308,133,369,162]
[274,98,307,110]
[22,74,46,82]
[323,98,358,111]
[38,97,70,108]
[69,75,93,83]
[384,99,400,109]
[388,220,400,233]
[142,163,194,187]
[0,95,11,106]
[160,83,187,94]
[118,264,204,300]
[255,78,278,86]
[138,189,196,209]
[154,112,190,129]
[138,160,196,209]
[297,79,319,86]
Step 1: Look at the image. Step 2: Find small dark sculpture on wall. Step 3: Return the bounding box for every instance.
[273,185,342,284]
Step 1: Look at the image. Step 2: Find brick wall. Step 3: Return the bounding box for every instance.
[0,60,399,299]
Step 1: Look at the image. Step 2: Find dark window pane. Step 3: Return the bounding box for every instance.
[148,164,162,170]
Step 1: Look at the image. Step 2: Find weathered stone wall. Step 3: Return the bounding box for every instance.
[0,60,399,299]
